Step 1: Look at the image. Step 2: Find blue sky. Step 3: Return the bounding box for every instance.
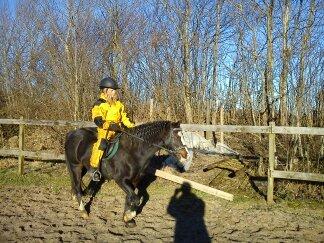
[0,0,17,12]
[0,0,17,17]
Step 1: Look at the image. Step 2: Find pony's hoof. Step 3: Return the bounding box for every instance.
[81,210,89,219]
[123,210,136,222]
[125,219,136,228]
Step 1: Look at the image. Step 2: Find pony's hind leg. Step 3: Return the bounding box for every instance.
[70,164,88,218]
[71,167,86,201]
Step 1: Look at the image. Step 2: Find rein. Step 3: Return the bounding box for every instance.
[120,129,185,155]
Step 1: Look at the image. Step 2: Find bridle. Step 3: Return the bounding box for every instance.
[120,128,187,156]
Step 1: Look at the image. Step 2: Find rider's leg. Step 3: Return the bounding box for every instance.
[89,140,105,181]
[89,128,112,181]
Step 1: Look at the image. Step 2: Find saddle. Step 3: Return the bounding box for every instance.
[100,133,122,162]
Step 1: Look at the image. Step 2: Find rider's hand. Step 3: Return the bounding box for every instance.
[108,123,122,132]
[102,122,110,130]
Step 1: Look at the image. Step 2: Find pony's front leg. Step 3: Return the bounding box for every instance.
[116,179,140,227]
[76,193,88,218]
[84,178,105,197]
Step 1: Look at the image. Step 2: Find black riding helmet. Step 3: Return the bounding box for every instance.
[99,77,120,90]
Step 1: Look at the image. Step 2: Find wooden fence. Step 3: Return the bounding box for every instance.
[0,118,323,203]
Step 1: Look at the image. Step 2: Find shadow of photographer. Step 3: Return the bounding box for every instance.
[167,182,211,243]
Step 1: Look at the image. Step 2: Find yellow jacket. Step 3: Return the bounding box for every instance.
[92,93,134,139]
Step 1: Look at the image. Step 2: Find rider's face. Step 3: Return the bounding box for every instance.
[104,88,118,101]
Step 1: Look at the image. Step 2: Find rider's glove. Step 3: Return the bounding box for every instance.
[102,122,110,130]
[108,123,122,132]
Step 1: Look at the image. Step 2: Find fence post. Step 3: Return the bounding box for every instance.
[149,98,154,121]
[206,101,212,139]
[267,121,276,203]
[18,116,25,175]
[166,106,172,120]
[220,106,224,144]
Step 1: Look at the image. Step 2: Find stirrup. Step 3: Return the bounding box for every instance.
[92,170,102,182]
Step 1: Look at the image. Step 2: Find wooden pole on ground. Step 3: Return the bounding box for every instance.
[18,116,25,175]
[267,122,276,203]
[154,169,234,201]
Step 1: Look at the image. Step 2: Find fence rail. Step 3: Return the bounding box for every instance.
[0,149,65,161]
[1,118,323,203]
[271,170,324,182]
[181,124,324,135]
[1,118,323,135]
[0,118,94,127]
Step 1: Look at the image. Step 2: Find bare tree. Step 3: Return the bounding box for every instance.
[279,0,290,126]
[263,0,275,125]
[211,0,224,108]
[180,0,193,123]
[295,0,316,126]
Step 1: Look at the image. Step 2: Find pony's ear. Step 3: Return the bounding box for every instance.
[171,121,181,128]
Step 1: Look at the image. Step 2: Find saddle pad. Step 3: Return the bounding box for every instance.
[103,133,121,160]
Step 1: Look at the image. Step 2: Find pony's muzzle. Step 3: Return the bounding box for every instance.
[178,148,188,159]
[180,148,193,171]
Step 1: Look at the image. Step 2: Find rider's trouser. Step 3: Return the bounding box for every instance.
[90,129,115,168]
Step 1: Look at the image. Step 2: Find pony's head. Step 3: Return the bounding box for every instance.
[128,120,193,171]
[167,121,193,171]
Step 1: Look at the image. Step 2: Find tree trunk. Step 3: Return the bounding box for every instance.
[295,0,315,127]
[181,0,193,123]
[66,0,80,121]
[73,24,79,121]
[279,0,290,126]
[212,0,223,109]
[199,43,208,123]
[264,0,275,124]
[293,0,316,162]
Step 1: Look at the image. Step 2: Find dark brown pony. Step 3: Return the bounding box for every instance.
[65,120,188,227]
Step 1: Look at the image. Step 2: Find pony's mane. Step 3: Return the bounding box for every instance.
[127,120,172,144]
